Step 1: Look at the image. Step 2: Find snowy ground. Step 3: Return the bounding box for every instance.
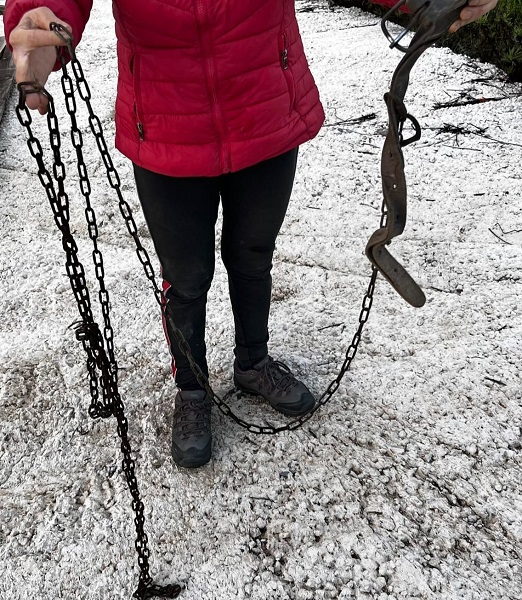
[1,1,521,599]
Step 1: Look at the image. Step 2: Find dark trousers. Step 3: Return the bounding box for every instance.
[133,147,298,390]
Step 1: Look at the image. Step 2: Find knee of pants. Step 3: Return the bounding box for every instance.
[221,243,275,279]
[163,269,214,303]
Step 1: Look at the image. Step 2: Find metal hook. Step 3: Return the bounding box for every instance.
[381,0,431,52]
[16,81,52,115]
[50,22,74,49]
[399,113,422,147]
[16,81,43,105]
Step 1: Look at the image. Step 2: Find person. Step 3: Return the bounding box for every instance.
[4,0,498,469]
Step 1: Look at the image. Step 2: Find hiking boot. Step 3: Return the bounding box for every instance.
[171,389,212,468]
[234,355,315,416]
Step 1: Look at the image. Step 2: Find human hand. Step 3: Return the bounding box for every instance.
[449,0,499,34]
[9,7,72,114]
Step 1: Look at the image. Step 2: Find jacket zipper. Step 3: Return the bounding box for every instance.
[282,32,289,70]
[280,31,295,111]
[195,0,230,173]
[130,54,145,141]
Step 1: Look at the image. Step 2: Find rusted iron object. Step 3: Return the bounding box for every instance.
[366,0,467,307]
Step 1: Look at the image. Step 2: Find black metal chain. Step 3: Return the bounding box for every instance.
[15,41,181,600]
[15,20,381,597]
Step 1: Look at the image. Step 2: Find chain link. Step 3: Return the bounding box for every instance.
[16,21,381,598]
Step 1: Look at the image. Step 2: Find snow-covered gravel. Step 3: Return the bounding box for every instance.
[1,1,521,599]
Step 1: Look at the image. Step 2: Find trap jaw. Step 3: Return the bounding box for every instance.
[366,0,468,308]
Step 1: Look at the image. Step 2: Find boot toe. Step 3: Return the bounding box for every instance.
[271,390,316,416]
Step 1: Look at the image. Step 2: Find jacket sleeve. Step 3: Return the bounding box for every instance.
[4,0,93,49]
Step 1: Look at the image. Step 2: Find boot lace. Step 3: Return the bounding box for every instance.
[174,397,211,440]
[257,358,300,397]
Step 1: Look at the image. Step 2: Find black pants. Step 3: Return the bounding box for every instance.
[133,148,299,390]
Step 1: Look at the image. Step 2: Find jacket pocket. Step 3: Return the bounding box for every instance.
[130,53,145,140]
[279,31,296,111]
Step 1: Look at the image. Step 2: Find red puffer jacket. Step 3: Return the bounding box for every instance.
[5,0,325,177]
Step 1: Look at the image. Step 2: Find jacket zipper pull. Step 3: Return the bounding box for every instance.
[282,48,288,70]
[137,122,144,141]
[282,33,289,70]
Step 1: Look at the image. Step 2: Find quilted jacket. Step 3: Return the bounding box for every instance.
[5,0,325,177]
